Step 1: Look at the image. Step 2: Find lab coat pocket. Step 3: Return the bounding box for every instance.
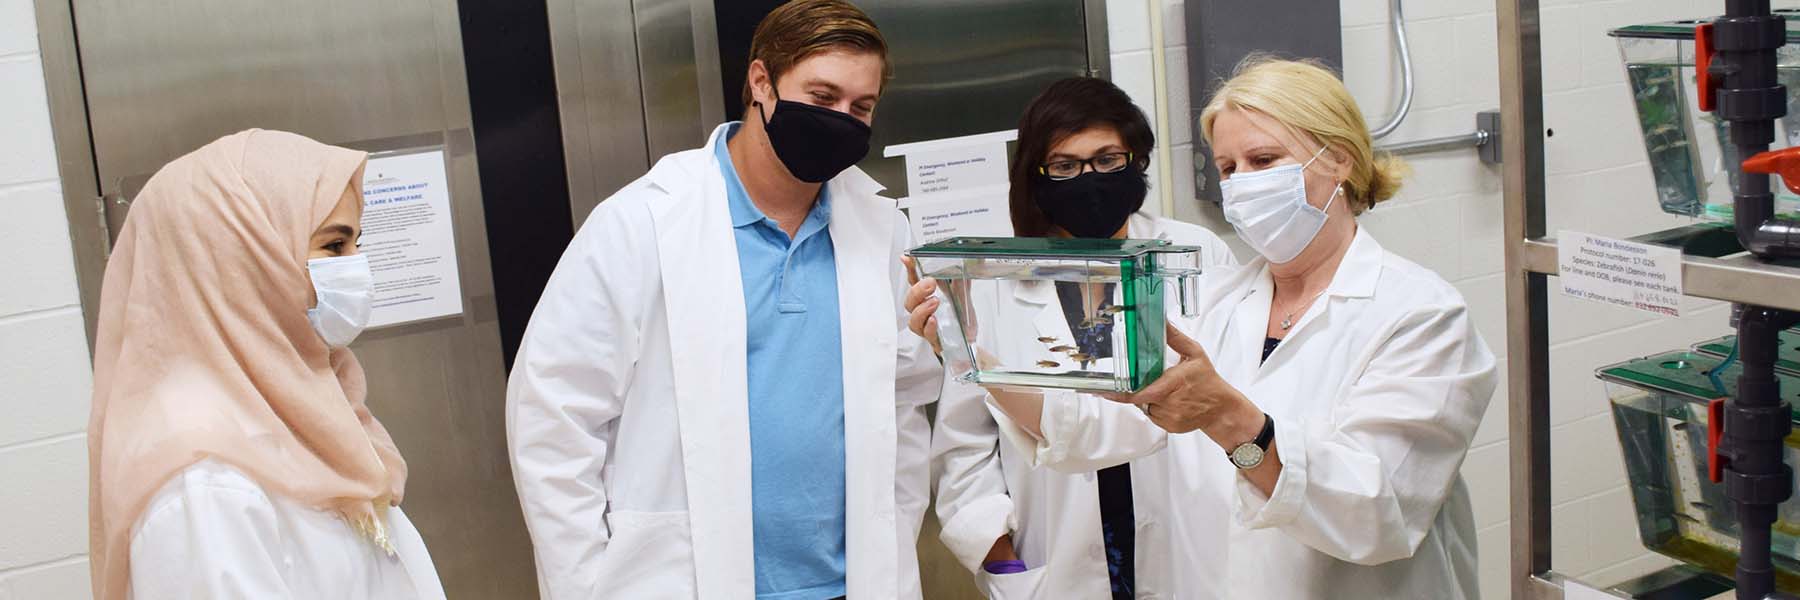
[977,566,1048,600]
[594,510,695,599]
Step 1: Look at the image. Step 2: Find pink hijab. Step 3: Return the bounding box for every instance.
[88,129,408,600]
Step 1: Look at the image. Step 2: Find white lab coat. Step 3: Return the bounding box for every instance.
[506,123,942,600]
[127,459,445,600]
[931,212,1235,600]
[994,226,1497,599]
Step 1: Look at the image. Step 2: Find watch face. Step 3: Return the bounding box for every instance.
[1230,443,1264,469]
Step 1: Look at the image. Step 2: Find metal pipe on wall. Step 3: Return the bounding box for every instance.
[1148,0,1176,216]
[1378,130,1487,156]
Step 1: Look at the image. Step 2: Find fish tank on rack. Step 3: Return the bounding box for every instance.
[1612,12,1800,221]
[908,237,1206,393]
[1603,350,1800,590]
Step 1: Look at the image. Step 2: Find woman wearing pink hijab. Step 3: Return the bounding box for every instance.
[88,129,445,600]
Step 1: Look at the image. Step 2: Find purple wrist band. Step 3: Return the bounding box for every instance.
[982,559,1028,575]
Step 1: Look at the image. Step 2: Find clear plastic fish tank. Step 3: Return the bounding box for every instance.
[908,237,1206,393]
[1612,13,1800,221]
[1603,350,1800,590]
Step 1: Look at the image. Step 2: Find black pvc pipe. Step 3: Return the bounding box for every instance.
[1721,0,1800,258]
[1715,5,1800,598]
[1731,308,1791,599]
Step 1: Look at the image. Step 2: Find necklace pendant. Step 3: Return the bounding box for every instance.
[1280,315,1294,330]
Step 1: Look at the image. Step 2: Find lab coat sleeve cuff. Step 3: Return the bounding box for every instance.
[1033,389,1082,467]
[987,397,1044,470]
[1234,414,1308,529]
[938,494,1019,574]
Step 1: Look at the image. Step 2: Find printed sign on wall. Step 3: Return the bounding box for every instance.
[360,148,464,328]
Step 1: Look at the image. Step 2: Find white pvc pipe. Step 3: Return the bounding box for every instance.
[1147,0,1177,217]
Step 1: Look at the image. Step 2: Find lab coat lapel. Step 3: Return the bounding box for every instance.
[1260,228,1384,369]
[1126,211,1170,242]
[1229,268,1275,382]
[645,124,754,598]
[826,167,902,596]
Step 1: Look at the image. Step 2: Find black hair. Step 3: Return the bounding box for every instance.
[1010,77,1154,237]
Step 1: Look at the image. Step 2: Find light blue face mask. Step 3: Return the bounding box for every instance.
[1218,146,1341,264]
[306,254,373,348]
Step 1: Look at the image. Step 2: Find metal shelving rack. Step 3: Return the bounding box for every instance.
[1502,1,1800,599]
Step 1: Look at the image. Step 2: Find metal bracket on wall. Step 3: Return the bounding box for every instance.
[1375,110,1503,164]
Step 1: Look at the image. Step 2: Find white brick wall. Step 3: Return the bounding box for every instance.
[0,0,94,597]
[1107,0,1799,597]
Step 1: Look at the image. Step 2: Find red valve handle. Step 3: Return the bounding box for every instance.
[1742,147,1800,195]
[1698,23,1718,113]
[1709,397,1727,484]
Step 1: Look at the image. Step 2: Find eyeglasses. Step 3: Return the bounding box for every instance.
[1039,152,1135,181]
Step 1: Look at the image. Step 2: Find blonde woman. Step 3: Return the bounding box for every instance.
[906,57,1497,598]
[89,130,444,600]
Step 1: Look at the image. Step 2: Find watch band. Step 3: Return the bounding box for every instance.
[1252,413,1275,451]
[1224,413,1274,456]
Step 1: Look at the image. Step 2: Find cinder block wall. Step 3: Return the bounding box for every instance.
[0,0,95,598]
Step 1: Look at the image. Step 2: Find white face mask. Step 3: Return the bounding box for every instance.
[306,254,373,348]
[1218,146,1340,264]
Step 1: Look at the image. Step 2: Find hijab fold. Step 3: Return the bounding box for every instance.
[88,129,407,600]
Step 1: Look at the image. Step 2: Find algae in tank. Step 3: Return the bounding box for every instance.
[1628,63,1705,217]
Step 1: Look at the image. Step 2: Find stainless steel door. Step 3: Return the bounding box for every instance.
[551,0,1104,209]
[70,0,534,597]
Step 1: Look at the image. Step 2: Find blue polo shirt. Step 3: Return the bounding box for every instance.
[715,124,848,600]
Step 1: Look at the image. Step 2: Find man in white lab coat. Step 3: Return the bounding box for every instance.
[504,2,941,599]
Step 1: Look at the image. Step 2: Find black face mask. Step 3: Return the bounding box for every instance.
[1033,169,1148,238]
[756,94,872,183]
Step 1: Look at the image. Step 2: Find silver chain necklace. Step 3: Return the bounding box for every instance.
[1278,290,1329,331]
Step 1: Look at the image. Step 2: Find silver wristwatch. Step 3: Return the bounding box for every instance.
[1228,413,1275,470]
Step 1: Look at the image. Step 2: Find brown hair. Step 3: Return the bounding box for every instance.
[741,0,890,107]
[1010,77,1154,237]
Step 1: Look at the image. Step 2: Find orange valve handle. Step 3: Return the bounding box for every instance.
[1742,147,1800,196]
[1709,397,1727,484]
[1698,23,1718,113]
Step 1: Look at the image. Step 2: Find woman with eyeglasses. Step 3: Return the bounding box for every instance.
[911,77,1235,600]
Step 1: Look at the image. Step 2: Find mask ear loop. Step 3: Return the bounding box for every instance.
[753,77,782,126]
[1299,144,1329,171]
[1301,144,1342,214]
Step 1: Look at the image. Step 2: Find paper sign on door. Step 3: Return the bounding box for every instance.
[899,189,1014,244]
[885,130,1016,243]
[360,148,464,328]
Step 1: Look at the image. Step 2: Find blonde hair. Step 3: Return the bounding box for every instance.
[1199,55,1408,214]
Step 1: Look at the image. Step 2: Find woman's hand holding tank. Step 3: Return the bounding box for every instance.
[1107,324,1262,442]
[899,257,942,356]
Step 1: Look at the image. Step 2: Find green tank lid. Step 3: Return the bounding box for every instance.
[1610,12,1800,41]
[1692,330,1800,377]
[908,236,1200,260]
[1597,350,1800,419]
